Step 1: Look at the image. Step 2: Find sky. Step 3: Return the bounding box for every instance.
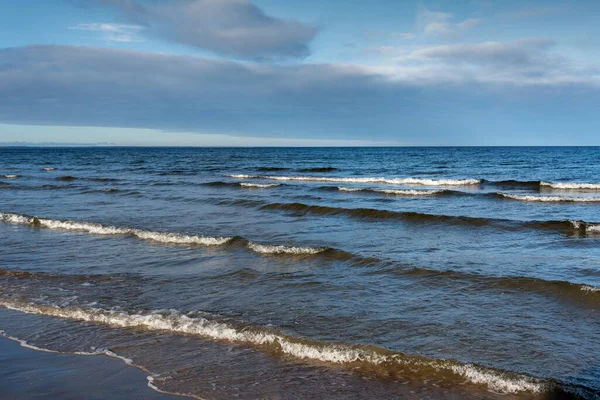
[0,0,599,146]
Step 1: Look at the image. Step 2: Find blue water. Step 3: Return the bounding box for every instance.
[1,147,599,399]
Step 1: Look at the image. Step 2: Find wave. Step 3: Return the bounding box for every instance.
[41,167,56,171]
[297,167,337,173]
[481,180,542,189]
[541,181,600,190]
[256,167,290,172]
[221,200,600,235]
[204,181,280,189]
[225,174,481,186]
[0,213,232,246]
[370,266,600,301]
[239,183,280,188]
[89,177,120,182]
[3,174,19,179]
[498,193,600,203]
[335,187,445,196]
[0,212,337,258]
[569,220,600,234]
[56,175,78,181]
[581,285,600,293]
[0,299,549,395]
[482,180,600,191]
[225,175,600,191]
[256,201,510,227]
[247,242,328,255]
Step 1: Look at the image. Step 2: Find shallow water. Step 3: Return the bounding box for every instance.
[1,147,599,399]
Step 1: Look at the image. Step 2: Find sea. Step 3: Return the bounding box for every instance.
[0,146,599,399]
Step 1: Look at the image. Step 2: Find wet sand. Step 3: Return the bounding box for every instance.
[0,337,178,400]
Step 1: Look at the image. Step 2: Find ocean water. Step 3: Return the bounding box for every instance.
[0,146,599,399]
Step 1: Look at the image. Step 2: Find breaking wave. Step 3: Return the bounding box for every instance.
[0,212,337,258]
[41,167,56,171]
[204,181,280,189]
[3,174,19,179]
[239,183,280,188]
[498,193,600,203]
[336,187,445,196]
[0,212,231,246]
[541,182,600,190]
[581,285,600,293]
[0,299,549,395]
[225,174,481,186]
[247,242,328,255]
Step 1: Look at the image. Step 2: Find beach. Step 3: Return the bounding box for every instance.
[0,333,175,399]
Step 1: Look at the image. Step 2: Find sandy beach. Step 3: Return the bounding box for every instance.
[0,336,176,400]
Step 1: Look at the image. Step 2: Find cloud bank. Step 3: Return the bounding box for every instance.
[1,45,599,144]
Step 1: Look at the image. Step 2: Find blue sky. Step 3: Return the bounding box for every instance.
[0,0,599,146]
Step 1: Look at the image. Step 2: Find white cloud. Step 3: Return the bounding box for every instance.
[70,23,145,43]
[385,38,599,85]
[417,9,483,40]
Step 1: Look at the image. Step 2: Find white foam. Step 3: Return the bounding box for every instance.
[3,174,19,179]
[500,193,600,203]
[239,182,280,188]
[248,242,327,255]
[132,229,231,246]
[581,285,600,292]
[226,174,480,186]
[450,364,543,394]
[569,220,600,234]
[0,213,232,247]
[337,187,442,196]
[0,300,545,394]
[42,167,56,171]
[541,181,600,190]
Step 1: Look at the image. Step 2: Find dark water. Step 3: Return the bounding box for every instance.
[1,147,599,399]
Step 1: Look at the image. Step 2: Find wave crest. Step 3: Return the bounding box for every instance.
[0,299,547,395]
[541,181,600,190]
[499,193,600,203]
[0,213,232,246]
[337,187,444,196]
[239,183,280,188]
[248,242,327,255]
[226,174,481,186]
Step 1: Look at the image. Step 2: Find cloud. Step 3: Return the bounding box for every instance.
[93,0,317,60]
[385,38,599,85]
[70,23,145,42]
[0,45,599,144]
[417,9,483,40]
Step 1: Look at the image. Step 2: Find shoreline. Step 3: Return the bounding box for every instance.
[0,335,181,400]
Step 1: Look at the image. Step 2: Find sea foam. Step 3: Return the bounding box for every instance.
[499,193,600,203]
[226,174,481,186]
[337,187,443,196]
[0,213,232,246]
[239,182,280,188]
[541,181,600,190]
[0,300,546,395]
[248,242,327,255]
